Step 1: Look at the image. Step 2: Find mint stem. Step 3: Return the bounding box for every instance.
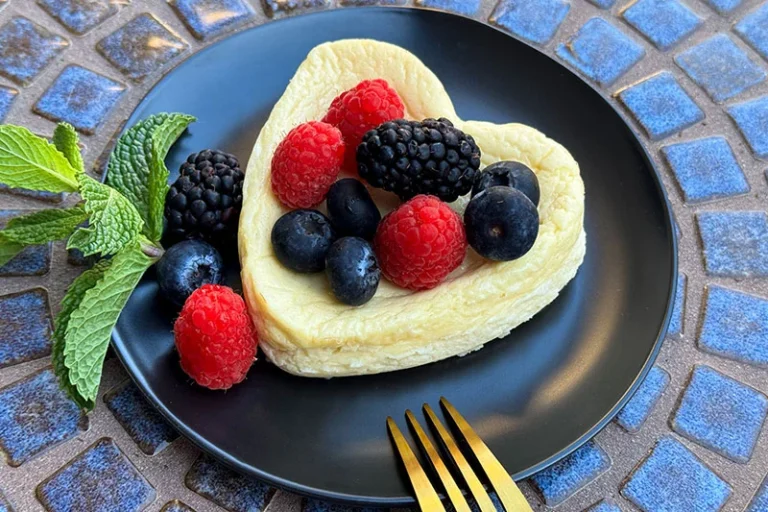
[140,239,164,260]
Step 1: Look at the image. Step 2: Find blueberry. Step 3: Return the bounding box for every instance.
[325,237,380,306]
[464,186,539,261]
[326,179,382,240]
[156,240,224,306]
[272,209,336,273]
[472,161,540,206]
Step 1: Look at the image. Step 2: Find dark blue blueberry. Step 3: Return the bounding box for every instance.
[156,240,224,306]
[326,179,381,240]
[271,210,336,273]
[472,161,540,205]
[465,186,539,261]
[325,237,380,306]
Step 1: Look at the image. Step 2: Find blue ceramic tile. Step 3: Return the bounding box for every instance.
[700,286,768,367]
[622,437,731,512]
[340,0,405,4]
[584,500,621,512]
[585,0,615,8]
[170,0,255,40]
[672,365,768,463]
[0,368,86,467]
[675,34,766,103]
[37,0,122,35]
[34,65,124,135]
[0,17,68,86]
[662,136,748,202]
[415,0,481,15]
[491,0,570,45]
[702,0,741,14]
[97,13,188,82]
[304,499,377,512]
[37,438,155,512]
[618,72,704,140]
[747,476,768,512]
[735,3,768,61]
[104,380,179,455]
[161,501,196,512]
[0,211,51,276]
[697,211,768,277]
[668,273,686,336]
[262,0,329,17]
[556,17,645,87]
[0,288,52,369]
[529,441,610,506]
[616,366,670,432]
[186,454,274,512]
[728,95,768,159]
[0,85,17,122]
[622,0,701,50]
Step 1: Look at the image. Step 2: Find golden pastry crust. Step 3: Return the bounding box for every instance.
[238,40,586,377]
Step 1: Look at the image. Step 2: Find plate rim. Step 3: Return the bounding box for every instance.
[110,6,678,506]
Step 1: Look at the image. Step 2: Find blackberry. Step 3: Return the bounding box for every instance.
[356,118,482,202]
[165,149,244,246]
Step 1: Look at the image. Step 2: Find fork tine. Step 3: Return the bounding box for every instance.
[423,404,497,512]
[386,417,446,512]
[406,410,472,512]
[440,398,532,512]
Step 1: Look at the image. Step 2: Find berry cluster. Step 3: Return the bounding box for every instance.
[269,79,542,305]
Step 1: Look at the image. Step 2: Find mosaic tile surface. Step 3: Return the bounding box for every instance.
[671,365,768,463]
[556,17,645,87]
[34,65,126,135]
[104,380,179,455]
[37,438,156,512]
[675,34,766,104]
[37,0,123,35]
[97,13,188,83]
[0,0,767,511]
[0,16,69,86]
[490,0,570,45]
[0,368,86,467]
[617,71,704,140]
[185,454,274,512]
[0,288,52,369]
[662,136,748,202]
[621,436,732,512]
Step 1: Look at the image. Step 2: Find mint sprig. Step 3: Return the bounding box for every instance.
[53,259,113,410]
[67,175,144,257]
[0,114,194,409]
[0,125,79,193]
[107,113,195,242]
[63,239,155,404]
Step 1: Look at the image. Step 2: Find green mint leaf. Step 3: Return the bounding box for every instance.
[0,239,24,268]
[0,205,87,245]
[63,240,153,406]
[53,258,112,410]
[53,123,84,173]
[106,113,196,242]
[0,125,79,193]
[67,175,143,257]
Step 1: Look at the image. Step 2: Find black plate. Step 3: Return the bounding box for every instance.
[113,7,676,506]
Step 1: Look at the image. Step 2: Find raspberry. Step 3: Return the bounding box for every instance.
[374,195,467,291]
[271,121,345,208]
[174,284,258,389]
[322,79,405,172]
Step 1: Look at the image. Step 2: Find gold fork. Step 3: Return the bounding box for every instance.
[387,397,533,512]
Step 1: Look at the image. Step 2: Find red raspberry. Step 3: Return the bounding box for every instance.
[322,79,405,172]
[271,121,345,208]
[374,195,467,291]
[174,284,258,390]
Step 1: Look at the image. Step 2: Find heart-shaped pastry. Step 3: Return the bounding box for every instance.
[239,40,586,377]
